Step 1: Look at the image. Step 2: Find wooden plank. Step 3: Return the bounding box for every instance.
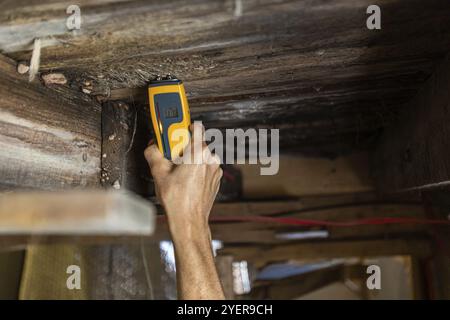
[219,238,432,268]
[0,191,156,236]
[211,199,422,217]
[237,153,373,198]
[210,202,426,243]
[373,54,450,192]
[0,54,101,190]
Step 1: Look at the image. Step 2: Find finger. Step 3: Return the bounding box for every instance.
[213,167,223,186]
[144,144,173,176]
[213,172,221,196]
[189,122,205,138]
[190,122,205,149]
[210,153,222,166]
[203,147,221,166]
[186,122,205,164]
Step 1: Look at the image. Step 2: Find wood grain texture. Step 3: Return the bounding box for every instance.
[209,201,427,244]
[0,54,101,190]
[238,152,373,198]
[2,0,449,154]
[101,100,154,194]
[219,238,432,268]
[372,54,450,192]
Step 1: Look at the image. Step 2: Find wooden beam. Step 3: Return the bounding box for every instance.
[3,1,450,154]
[210,202,426,244]
[101,101,153,195]
[238,153,373,198]
[0,191,156,236]
[211,199,423,218]
[219,238,432,268]
[373,54,450,192]
[0,54,101,190]
[4,0,449,105]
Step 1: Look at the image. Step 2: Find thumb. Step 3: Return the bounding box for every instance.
[144,143,173,178]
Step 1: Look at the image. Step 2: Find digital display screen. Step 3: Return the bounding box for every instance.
[164,107,179,119]
[155,93,182,121]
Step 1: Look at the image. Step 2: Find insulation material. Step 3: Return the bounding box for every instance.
[19,243,167,300]
[20,245,88,300]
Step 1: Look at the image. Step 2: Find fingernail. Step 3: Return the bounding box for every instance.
[148,139,154,146]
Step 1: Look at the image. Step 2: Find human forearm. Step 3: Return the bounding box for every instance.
[144,122,225,300]
[170,220,224,300]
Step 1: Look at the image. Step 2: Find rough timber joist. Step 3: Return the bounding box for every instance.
[0,54,101,190]
[1,0,450,154]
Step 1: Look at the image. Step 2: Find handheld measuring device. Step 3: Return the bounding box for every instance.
[147,78,191,160]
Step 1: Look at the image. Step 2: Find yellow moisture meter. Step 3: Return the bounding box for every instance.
[148,78,191,160]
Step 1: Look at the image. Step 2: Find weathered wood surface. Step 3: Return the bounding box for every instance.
[219,238,432,268]
[210,201,427,243]
[101,100,154,194]
[2,0,450,154]
[0,54,101,190]
[238,153,373,198]
[0,190,156,236]
[210,196,420,217]
[373,54,450,192]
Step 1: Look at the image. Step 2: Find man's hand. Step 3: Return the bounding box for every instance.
[144,122,222,237]
[144,122,225,300]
